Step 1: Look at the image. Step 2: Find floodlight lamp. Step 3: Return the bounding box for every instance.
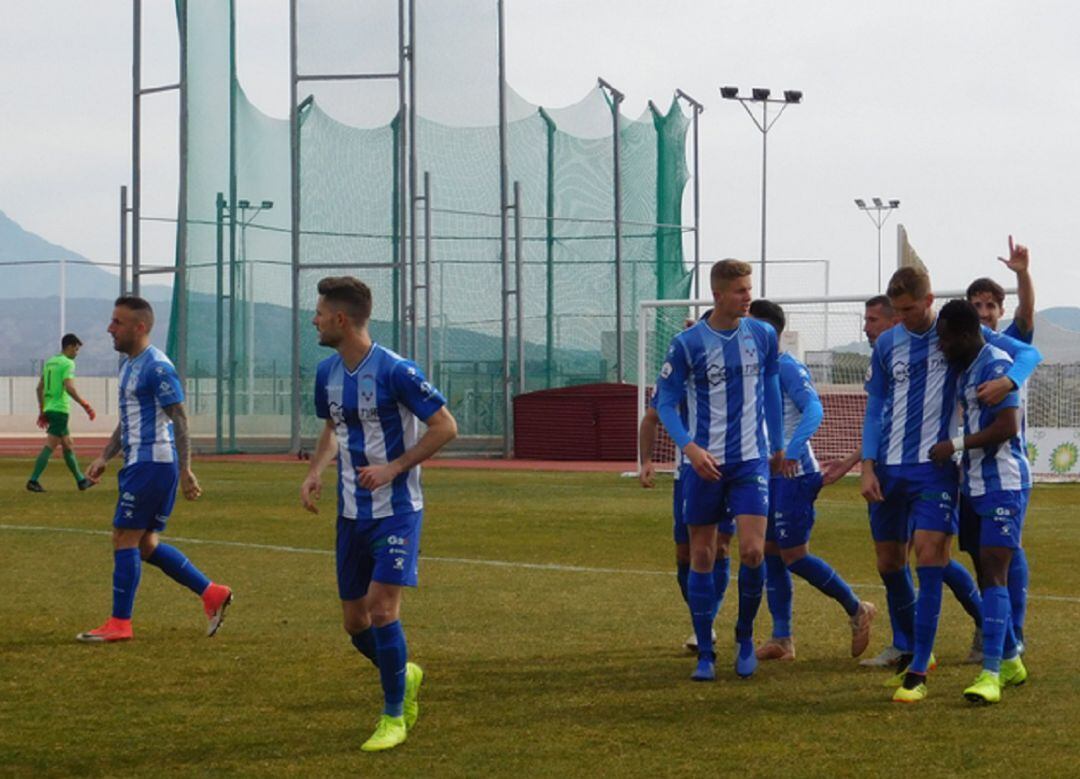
[720,86,739,99]
[751,88,771,101]
[238,199,251,209]
[261,200,274,209]
[889,199,900,208]
[854,199,867,208]
[872,197,884,207]
[783,90,803,104]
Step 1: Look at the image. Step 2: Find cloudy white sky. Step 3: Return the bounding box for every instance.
[2,0,1078,307]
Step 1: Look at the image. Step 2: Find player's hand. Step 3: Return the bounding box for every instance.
[81,401,96,421]
[821,458,852,486]
[36,413,48,430]
[781,458,800,478]
[860,464,883,504]
[928,440,955,464]
[87,457,108,483]
[976,376,1014,407]
[356,462,401,491]
[180,469,202,500]
[300,472,322,513]
[685,443,721,482]
[768,450,786,476]
[997,234,1029,274]
[639,461,656,488]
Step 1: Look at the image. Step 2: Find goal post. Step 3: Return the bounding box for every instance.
[635,291,1078,483]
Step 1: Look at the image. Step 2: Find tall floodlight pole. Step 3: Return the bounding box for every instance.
[854,198,901,293]
[598,77,624,382]
[238,199,273,415]
[674,90,703,299]
[497,0,511,456]
[719,86,802,297]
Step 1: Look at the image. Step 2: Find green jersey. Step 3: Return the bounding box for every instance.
[42,354,76,414]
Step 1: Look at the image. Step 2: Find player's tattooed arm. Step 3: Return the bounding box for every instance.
[86,425,122,483]
[164,403,202,500]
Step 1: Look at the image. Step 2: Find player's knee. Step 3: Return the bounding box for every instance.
[740,548,764,567]
[138,537,158,560]
[716,535,732,559]
[344,613,371,635]
[368,601,400,628]
[689,547,715,571]
[781,547,807,566]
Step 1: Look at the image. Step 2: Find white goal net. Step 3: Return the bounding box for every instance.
[637,293,1080,483]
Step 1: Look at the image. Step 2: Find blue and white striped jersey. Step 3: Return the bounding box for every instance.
[958,343,1031,495]
[118,345,185,466]
[656,317,779,465]
[314,344,446,521]
[779,353,820,477]
[864,320,959,466]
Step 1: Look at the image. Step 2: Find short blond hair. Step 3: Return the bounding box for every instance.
[887,266,931,300]
[710,259,753,291]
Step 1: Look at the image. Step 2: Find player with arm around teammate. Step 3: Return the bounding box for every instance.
[960,235,1036,658]
[300,277,457,753]
[930,299,1032,703]
[861,268,1040,702]
[639,316,733,653]
[26,333,96,493]
[77,296,233,643]
[747,300,876,663]
[655,260,785,681]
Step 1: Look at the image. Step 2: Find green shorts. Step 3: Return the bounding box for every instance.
[45,411,70,438]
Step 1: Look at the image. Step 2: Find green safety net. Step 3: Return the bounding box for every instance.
[168,0,692,447]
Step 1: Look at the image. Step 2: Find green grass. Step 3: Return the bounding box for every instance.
[2,460,1079,778]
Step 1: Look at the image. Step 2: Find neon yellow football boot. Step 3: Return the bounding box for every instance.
[361,714,407,752]
[963,670,1002,704]
[403,662,424,730]
[1000,656,1028,687]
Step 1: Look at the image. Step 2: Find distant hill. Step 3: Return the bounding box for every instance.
[0,209,170,302]
[1038,307,1080,333]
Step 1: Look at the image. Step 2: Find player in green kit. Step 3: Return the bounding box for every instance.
[27,333,96,492]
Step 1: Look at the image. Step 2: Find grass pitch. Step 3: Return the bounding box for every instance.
[2,459,1079,777]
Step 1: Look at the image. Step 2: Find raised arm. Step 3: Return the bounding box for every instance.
[999,235,1034,336]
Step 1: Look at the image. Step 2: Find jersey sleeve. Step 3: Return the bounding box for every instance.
[983,325,1042,388]
[864,338,889,399]
[62,358,75,382]
[780,358,818,412]
[982,357,1021,414]
[1003,321,1034,344]
[150,361,185,407]
[392,360,447,422]
[314,360,330,419]
[761,321,780,378]
[656,336,692,449]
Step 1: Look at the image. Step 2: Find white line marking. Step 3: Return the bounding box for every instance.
[3,523,1079,604]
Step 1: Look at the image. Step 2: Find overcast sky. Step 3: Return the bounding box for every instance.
[2,0,1078,309]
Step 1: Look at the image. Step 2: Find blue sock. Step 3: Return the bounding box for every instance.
[146,543,212,596]
[735,562,765,643]
[687,569,717,657]
[764,554,792,638]
[881,569,916,652]
[351,628,379,667]
[788,555,860,616]
[911,566,945,674]
[980,585,1010,673]
[713,557,731,606]
[1002,616,1019,660]
[112,548,141,620]
[372,621,408,718]
[1008,548,1028,643]
[676,562,690,604]
[943,559,982,626]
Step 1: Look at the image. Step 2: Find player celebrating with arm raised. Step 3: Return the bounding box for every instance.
[862,267,1040,703]
[300,277,457,753]
[656,260,785,681]
[929,300,1032,704]
[78,296,233,643]
[748,300,876,664]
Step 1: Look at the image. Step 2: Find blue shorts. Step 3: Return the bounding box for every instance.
[957,494,981,554]
[112,462,179,532]
[673,468,734,544]
[336,511,423,601]
[966,489,1029,550]
[766,472,824,549]
[682,458,770,526]
[868,463,958,543]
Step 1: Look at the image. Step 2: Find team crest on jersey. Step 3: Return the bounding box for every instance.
[891,361,910,383]
[864,365,873,383]
[360,374,376,404]
[993,363,1006,376]
[159,381,175,396]
[660,362,673,379]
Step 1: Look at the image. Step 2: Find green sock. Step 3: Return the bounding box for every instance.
[63,449,85,481]
[30,446,53,482]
